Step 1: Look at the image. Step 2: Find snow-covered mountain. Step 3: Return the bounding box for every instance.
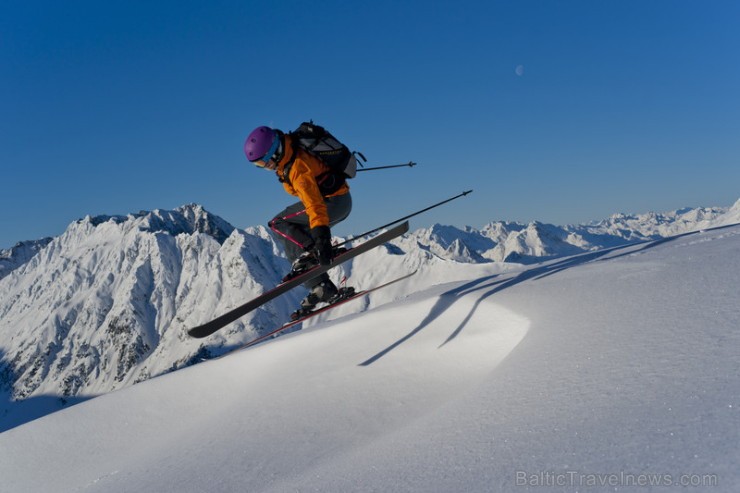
[0,204,303,429]
[1,200,739,431]
[2,219,739,492]
[402,199,740,264]
[0,238,53,281]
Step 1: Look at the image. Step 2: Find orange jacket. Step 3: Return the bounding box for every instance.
[275,135,350,229]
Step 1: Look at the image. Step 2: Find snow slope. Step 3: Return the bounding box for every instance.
[1,224,738,492]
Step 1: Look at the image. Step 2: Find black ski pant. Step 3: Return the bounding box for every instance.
[268,192,352,289]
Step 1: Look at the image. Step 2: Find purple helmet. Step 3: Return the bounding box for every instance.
[244,126,279,164]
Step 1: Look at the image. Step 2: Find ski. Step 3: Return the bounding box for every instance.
[186,221,410,338]
[241,270,418,349]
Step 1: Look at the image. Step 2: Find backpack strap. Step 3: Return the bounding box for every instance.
[277,154,296,185]
[277,135,297,186]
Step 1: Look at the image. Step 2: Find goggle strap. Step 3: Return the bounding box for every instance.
[260,136,280,164]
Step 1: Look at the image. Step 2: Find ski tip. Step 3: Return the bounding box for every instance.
[463,189,473,196]
[187,328,207,338]
[187,324,217,338]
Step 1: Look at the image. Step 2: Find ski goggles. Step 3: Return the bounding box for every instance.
[254,136,281,169]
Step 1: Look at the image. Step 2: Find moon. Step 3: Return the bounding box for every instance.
[515,65,525,77]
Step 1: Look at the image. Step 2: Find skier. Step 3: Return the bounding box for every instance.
[244,125,352,317]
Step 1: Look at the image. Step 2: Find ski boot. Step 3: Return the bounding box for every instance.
[282,245,348,283]
[282,251,319,282]
[290,280,356,321]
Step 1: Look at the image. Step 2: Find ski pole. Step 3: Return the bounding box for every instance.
[336,189,473,247]
[356,161,417,172]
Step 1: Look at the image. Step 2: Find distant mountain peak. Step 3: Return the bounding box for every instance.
[80,204,235,244]
[0,238,53,280]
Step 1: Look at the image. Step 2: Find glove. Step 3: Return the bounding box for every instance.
[310,225,333,266]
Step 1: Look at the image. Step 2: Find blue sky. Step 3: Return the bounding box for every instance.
[2,0,739,248]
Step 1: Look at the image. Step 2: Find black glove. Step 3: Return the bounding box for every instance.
[310,225,333,266]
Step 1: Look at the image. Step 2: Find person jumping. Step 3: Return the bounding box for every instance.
[244,125,353,319]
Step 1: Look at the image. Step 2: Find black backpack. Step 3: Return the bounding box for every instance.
[281,121,364,195]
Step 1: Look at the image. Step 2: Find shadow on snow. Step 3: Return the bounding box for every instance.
[0,348,95,433]
[359,223,740,366]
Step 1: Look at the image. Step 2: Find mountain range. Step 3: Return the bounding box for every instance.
[1,199,739,431]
